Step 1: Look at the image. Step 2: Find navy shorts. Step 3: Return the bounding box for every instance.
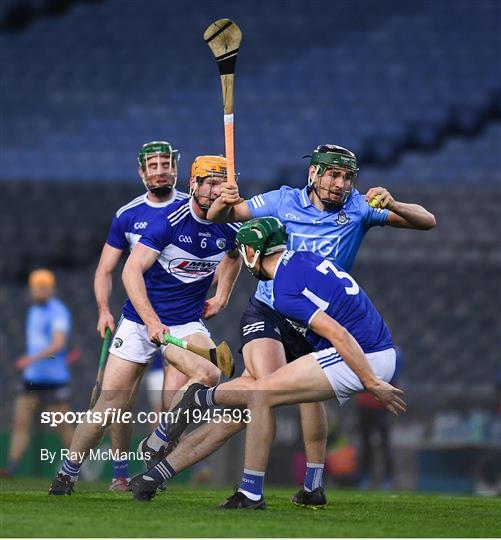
[240,296,313,363]
[21,381,71,405]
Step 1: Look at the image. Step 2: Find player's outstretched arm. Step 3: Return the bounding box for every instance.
[365,186,436,230]
[94,244,123,338]
[122,243,169,344]
[203,248,242,320]
[16,331,67,370]
[207,181,252,223]
[309,310,406,415]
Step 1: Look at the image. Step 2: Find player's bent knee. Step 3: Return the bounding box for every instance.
[247,386,273,408]
[192,362,220,387]
[94,389,130,411]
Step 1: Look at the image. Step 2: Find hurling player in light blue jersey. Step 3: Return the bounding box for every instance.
[205,144,435,505]
[130,218,406,507]
[49,155,241,496]
[94,141,189,491]
[1,270,73,478]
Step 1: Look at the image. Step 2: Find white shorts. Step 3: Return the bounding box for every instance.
[314,347,396,405]
[109,316,211,364]
[145,369,164,408]
[145,369,164,393]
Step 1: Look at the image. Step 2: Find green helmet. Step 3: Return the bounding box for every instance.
[138,141,179,170]
[236,217,288,271]
[309,144,358,178]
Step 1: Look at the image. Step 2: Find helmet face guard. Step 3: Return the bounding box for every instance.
[307,145,358,209]
[235,217,288,279]
[190,155,227,210]
[138,141,179,195]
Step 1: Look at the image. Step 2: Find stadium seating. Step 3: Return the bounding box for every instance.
[1,0,499,181]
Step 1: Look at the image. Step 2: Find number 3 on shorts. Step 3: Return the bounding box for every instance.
[316,260,359,295]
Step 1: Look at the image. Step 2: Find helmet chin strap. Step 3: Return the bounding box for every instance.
[149,185,173,197]
[193,194,210,211]
[239,246,269,281]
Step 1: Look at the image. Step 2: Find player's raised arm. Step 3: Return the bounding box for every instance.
[365,186,436,230]
[207,181,252,223]
[122,243,169,344]
[94,244,123,338]
[309,311,406,415]
[203,248,242,319]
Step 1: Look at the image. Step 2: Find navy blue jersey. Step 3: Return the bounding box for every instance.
[123,198,240,326]
[106,190,188,251]
[273,251,393,354]
[247,186,388,308]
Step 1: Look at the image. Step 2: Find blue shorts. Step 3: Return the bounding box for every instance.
[239,296,312,363]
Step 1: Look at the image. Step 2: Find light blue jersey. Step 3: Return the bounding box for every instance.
[24,298,71,384]
[247,186,388,308]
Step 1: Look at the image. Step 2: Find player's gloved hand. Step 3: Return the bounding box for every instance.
[365,379,406,415]
[365,187,395,210]
[147,320,170,346]
[219,182,243,206]
[202,298,223,320]
[97,311,115,338]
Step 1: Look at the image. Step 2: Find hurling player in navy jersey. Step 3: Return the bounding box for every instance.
[93,141,189,491]
[205,144,434,505]
[49,156,241,495]
[218,218,406,509]
[130,218,406,507]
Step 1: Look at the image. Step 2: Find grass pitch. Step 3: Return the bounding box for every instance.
[1,479,499,537]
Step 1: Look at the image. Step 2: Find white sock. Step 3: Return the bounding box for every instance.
[146,432,166,452]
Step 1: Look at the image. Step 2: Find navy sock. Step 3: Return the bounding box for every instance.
[239,468,265,500]
[304,462,324,492]
[143,459,176,485]
[59,459,81,481]
[112,459,130,479]
[194,386,218,411]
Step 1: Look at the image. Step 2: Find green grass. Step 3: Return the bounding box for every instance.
[1,479,499,537]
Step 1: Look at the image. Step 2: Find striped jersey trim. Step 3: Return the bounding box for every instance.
[250,194,266,208]
[227,222,241,233]
[170,208,190,226]
[167,200,190,220]
[167,200,190,226]
[116,195,145,217]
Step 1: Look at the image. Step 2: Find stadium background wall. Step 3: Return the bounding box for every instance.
[1,0,500,495]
